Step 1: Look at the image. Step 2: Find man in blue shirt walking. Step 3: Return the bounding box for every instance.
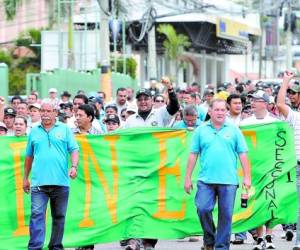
[184,99,251,250]
[23,102,79,250]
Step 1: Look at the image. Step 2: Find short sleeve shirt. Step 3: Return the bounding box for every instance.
[26,122,79,187]
[191,121,248,185]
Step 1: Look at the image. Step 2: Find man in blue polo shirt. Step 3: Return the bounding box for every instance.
[184,99,251,250]
[23,102,79,250]
[173,105,202,130]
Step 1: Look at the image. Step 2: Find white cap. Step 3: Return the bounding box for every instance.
[48,88,57,93]
[29,103,41,110]
[126,103,137,113]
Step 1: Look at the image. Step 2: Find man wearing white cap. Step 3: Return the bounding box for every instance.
[27,103,41,133]
[240,89,278,250]
[43,88,59,109]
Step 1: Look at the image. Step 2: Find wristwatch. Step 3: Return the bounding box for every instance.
[71,165,77,170]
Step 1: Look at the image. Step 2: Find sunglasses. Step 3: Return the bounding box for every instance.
[287,90,297,95]
[155,99,164,103]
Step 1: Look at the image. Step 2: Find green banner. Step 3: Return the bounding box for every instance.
[0,122,297,249]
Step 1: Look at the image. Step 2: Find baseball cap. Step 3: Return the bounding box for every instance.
[49,88,57,93]
[0,122,7,131]
[136,88,151,99]
[104,114,120,124]
[288,84,300,93]
[4,107,16,117]
[90,96,103,105]
[126,103,137,113]
[61,91,71,97]
[28,103,41,110]
[59,102,73,109]
[203,89,214,96]
[248,90,270,103]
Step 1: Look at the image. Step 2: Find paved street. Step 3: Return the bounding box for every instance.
[68,225,295,249]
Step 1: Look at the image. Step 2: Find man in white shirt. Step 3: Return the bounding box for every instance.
[277,71,300,250]
[240,90,278,250]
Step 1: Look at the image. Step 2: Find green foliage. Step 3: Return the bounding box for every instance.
[4,0,20,20]
[0,51,13,67]
[9,66,39,95]
[157,24,191,60]
[109,57,138,79]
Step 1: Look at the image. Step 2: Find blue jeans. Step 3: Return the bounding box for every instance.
[28,185,69,250]
[195,181,238,250]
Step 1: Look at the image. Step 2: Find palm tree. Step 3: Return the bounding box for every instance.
[157,24,191,82]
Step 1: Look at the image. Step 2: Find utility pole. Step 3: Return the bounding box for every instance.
[67,0,75,69]
[258,0,263,79]
[286,0,293,69]
[98,0,112,99]
[147,0,157,81]
[273,2,280,77]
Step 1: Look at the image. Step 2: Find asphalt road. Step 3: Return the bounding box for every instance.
[67,225,295,249]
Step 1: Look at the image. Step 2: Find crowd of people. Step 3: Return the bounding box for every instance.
[1,72,300,250]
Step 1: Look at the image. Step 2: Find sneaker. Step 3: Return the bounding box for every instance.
[293,245,300,250]
[189,236,200,242]
[286,230,294,241]
[125,239,140,250]
[253,237,265,250]
[265,235,275,249]
[231,239,244,244]
[201,245,214,250]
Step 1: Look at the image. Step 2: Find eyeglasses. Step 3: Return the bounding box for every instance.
[287,91,297,95]
[155,99,164,103]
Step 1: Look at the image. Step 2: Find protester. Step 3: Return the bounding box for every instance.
[11,95,23,110]
[27,93,38,105]
[60,91,72,105]
[104,114,120,133]
[73,104,102,135]
[13,115,27,137]
[23,102,79,250]
[173,105,201,130]
[107,88,128,115]
[104,103,117,114]
[226,94,243,126]
[184,99,251,250]
[44,88,60,109]
[277,71,300,250]
[28,103,41,132]
[240,90,278,249]
[16,101,29,116]
[0,121,7,135]
[287,84,300,111]
[123,77,179,250]
[3,107,16,135]
[153,94,166,109]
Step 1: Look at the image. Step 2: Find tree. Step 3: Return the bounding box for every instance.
[157,24,191,82]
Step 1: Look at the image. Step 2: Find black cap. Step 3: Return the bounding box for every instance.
[61,91,71,97]
[136,88,151,98]
[4,107,16,117]
[59,102,73,109]
[104,114,120,124]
